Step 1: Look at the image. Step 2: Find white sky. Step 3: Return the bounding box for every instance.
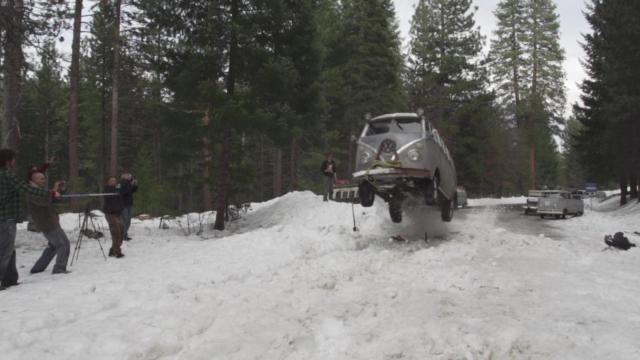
[393,0,591,113]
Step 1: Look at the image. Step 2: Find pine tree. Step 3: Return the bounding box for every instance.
[575,0,640,204]
[490,0,565,190]
[526,0,565,122]
[326,0,407,175]
[407,0,483,125]
[407,0,505,193]
[489,0,528,126]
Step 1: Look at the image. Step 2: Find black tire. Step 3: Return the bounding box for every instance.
[540,214,545,219]
[359,182,375,207]
[562,209,567,219]
[439,190,454,222]
[389,201,402,223]
[425,175,439,206]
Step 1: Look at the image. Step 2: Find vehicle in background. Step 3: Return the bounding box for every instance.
[573,190,590,199]
[456,186,468,208]
[538,190,584,219]
[594,191,607,201]
[352,112,457,223]
[523,190,561,215]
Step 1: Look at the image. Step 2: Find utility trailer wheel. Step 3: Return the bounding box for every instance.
[358,182,375,207]
[389,202,402,223]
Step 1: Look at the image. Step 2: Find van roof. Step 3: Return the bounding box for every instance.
[370,113,420,122]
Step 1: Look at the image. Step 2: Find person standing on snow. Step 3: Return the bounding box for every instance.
[320,153,337,202]
[119,173,138,241]
[103,176,126,258]
[0,149,61,291]
[26,156,57,232]
[28,172,70,274]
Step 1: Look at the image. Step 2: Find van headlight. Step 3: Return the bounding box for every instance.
[407,149,421,162]
[360,151,372,164]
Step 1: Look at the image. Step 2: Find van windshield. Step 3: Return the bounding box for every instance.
[366,118,423,136]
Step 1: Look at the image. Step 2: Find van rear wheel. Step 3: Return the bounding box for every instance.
[389,201,402,223]
[439,191,454,222]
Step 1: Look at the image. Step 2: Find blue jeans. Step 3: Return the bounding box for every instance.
[0,220,18,286]
[31,227,70,274]
[121,206,132,239]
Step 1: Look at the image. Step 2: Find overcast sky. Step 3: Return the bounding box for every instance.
[393,0,591,113]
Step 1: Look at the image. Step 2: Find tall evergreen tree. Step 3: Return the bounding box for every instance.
[575,0,640,204]
[490,0,565,190]
[407,0,499,192]
[407,0,483,125]
[489,0,528,126]
[325,0,407,176]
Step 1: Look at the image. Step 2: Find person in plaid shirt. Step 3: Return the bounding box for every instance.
[0,149,60,291]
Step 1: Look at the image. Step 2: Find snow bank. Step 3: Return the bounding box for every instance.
[2,191,640,359]
[468,196,526,207]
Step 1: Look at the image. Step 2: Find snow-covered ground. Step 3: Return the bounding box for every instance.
[2,192,640,359]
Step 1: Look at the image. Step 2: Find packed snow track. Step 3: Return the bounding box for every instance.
[2,192,640,359]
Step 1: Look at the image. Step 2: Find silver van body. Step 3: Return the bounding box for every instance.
[538,191,585,219]
[524,189,561,215]
[352,113,457,223]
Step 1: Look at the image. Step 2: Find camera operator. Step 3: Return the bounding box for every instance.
[26,156,58,233]
[0,149,61,291]
[120,173,138,241]
[104,176,125,258]
[28,173,70,274]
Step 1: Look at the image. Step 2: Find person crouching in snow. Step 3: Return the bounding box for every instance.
[103,176,126,258]
[28,173,70,274]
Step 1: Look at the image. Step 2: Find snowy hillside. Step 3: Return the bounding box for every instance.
[2,192,640,359]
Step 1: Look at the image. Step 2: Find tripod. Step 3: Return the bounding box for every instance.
[70,206,108,266]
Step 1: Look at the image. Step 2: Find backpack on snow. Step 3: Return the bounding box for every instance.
[604,232,636,251]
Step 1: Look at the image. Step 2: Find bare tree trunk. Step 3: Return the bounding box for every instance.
[620,176,628,206]
[1,0,24,150]
[109,0,122,176]
[530,145,536,189]
[214,0,238,231]
[67,0,82,184]
[259,134,265,201]
[289,136,298,191]
[630,174,638,200]
[201,107,213,211]
[273,148,283,197]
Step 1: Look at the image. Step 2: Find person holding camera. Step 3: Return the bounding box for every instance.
[1,149,61,291]
[28,173,70,274]
[120,173,138,241]
[104,176,125,258]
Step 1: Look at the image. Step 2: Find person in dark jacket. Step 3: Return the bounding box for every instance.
[1,149,59,291]
[28,172,70,274]
[119,173,138,241]
[26,157,57,233]
[320,153,337,201]
[103,176,125,258]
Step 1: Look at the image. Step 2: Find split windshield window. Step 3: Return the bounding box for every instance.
[366,118,423,136]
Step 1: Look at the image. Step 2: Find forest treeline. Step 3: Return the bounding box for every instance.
[0,0,637,227]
